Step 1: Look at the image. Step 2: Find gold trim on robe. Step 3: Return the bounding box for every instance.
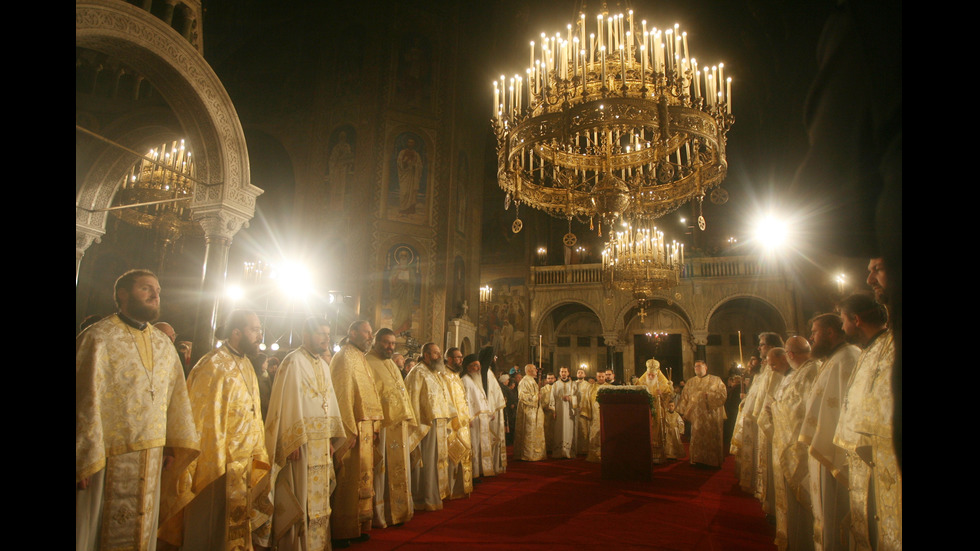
[329,344,384,540]
[161,345,269,550]
[76,316,199,551]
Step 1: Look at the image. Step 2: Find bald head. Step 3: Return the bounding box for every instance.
[785,336,811,369]
[767,347,790,374]
[154,322,176,343]
[524,364,537,377]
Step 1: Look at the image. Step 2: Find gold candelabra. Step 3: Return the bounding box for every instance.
[492,7,733,235]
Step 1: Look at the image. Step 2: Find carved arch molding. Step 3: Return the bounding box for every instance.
[76,0,260,255]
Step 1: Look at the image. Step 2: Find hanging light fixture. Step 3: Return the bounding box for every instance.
[602,221,682,294]
[111,139,199,249]
[492,4,733,245]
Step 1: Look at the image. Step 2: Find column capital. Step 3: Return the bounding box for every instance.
[691,330,710,346]
[193,209,249,242]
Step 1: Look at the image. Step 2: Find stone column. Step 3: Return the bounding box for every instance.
[691,330,709,379]
[190,210,247,365]
[76,226,104,285]
[603,333,619,380]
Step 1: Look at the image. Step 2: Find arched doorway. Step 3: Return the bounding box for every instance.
[706,296,787,375]
[622,301,693,383]
[538,302,605,378]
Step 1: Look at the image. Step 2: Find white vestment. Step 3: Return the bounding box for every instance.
[463,371,497,476]
[800,344,859,551]
[256,347,345,551]
[549,378,579,458]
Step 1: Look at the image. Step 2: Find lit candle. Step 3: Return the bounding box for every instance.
[590,33,595,72]
[718,63,725,100]
[619,44,626,86]
[629,11,635,55]
[692,58,699,98]
[597,14,603,53]
[640,44,646,88]
[493,81,499,120]
[600,45,607,84]
[727,76,733,113]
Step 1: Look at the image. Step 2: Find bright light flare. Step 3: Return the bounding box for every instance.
[752,215,790,250]
[225,284,244,301]
[277,261,313,299]
[270,342,280,351]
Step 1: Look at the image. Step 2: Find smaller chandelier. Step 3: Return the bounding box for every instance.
[112,139,197,246]
[601,221,682,293]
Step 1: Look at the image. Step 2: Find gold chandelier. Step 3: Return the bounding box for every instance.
[492,7,733,234]
[602,221,682,294]
[112,139,198,247]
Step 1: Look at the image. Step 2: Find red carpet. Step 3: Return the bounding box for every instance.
[357,445,775,550]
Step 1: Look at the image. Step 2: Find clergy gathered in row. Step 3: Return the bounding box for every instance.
[729,257,901,551]
[78,259,900,551]
[77,269,513,551]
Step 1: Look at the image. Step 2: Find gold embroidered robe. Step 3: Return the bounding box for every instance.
[800,344,858,551]
[442,370,473,498]
[755,367,786,511]
[731,365,770,492]
[540,382,555,455]
[636,368,674,464]
[76,316,199,551]
[256,347,346,551]
[834,331,900,551]
[404,363,455,511]
[586,383,607,463]
[771,359,820,551]
[366,350,419,527]
[329,344,384,540]
[514,376,546,461]
[664,409,685,459]
[677,374,727,467]
[576,379,596,456]
[164,346,269,550]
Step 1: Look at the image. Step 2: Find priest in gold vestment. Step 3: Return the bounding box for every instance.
[539,373,556,456]
[514,364,546,461]
[731,333,784,499]
[329,321,384,544]
[574,369,592,455]
[677,360,727,467]
[664,401,685,460]
[405,343,456,511]
[834,293,901,551]
[163,310,270,551]
[585,372,607,463]
[800,314,858,551]
[757,348,789,515]
[636,359,674,464]
[76,270,199,551]
[731,358,769,492]
[770,339,820,551]
[366,328,420,528]
[442,350,473,499]
[254,318,346,551]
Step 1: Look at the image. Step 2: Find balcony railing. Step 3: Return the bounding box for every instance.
[530,255,781,286]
